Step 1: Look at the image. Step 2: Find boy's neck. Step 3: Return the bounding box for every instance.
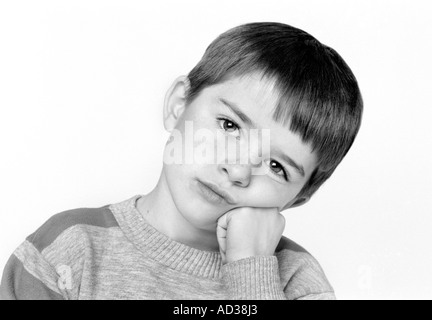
[136,172,220,252]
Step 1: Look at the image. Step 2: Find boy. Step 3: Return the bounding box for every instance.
[0,22,362,300]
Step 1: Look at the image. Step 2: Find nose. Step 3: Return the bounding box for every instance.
[218,163,252,187]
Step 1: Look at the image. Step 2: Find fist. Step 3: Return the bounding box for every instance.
[216,207,286,264]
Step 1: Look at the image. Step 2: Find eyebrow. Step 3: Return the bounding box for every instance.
[219,97,305,178]
[274,148,306,178]
[219,98,258,129]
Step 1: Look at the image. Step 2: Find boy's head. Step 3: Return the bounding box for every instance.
[162,22,362,229]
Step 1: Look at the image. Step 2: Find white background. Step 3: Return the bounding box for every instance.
[1,0,431,300]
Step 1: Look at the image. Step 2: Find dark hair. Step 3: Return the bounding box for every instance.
[186,22,363,200]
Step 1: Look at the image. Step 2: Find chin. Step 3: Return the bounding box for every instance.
[165,168,224,227]
[170,185,216,227]
[189,201,224,230]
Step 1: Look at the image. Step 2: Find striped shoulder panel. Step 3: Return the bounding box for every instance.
[26,204,119,252]
[0,253,63,300]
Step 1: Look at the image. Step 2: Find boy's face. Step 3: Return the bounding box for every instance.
[163,72,317,232]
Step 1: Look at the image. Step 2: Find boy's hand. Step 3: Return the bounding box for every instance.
[216,207,286,264]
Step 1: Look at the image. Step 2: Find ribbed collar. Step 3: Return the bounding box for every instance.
[109,194,223,279]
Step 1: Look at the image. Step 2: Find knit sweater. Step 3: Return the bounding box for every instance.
[0,194,335,300]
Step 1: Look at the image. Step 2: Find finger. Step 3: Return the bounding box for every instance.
[216,223,227,252]
[216,223,227,238]
[217,211,229,231]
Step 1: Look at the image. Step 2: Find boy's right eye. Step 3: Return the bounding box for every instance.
[216,117,241,136]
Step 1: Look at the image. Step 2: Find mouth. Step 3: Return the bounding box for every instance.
[196,180,236,205]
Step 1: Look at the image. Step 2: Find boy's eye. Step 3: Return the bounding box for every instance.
[217,117,241,134]
[268,160,289,181]
[216,117,289,181]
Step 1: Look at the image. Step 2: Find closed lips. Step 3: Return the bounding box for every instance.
[199,181,236,205]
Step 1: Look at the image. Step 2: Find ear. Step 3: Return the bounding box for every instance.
[163,75,190,132]
[281,196,310,211]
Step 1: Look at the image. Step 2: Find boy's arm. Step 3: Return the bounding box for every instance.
[217,207,336,300]
[221,255,287,300]
[218,206,287,300]
[221,255,337,300]
[296,292,336,300]
[0,241,64,300]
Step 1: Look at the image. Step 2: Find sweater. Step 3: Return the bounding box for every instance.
[0,194,336,300]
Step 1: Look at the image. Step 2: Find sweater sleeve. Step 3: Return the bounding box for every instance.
[221,256,286,300]
[0,241,65,300]
[284,256,337,300]
[221,255,336,300]
[221,247,337,300]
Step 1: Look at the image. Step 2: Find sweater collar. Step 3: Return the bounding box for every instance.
[109,194,223,279]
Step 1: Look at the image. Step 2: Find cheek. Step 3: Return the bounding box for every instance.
[190,121,239,166]
[247,178,300,208]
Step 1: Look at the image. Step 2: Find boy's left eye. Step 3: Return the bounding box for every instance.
[268,160,289,181]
